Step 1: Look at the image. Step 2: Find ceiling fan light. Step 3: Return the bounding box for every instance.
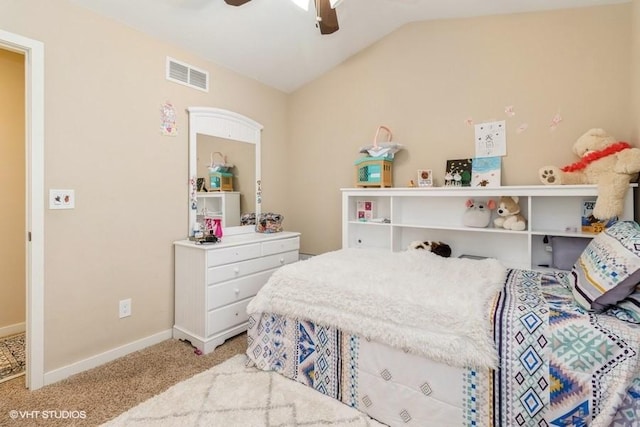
[290,0,309,11]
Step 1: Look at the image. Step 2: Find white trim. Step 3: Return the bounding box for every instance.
[43,330,172,386]
[0,322,26,338]
[0,29,45,390]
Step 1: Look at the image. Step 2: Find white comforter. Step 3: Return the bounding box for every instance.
[247,248,506,370]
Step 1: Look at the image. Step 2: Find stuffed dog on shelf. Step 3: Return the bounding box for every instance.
[408,240,452,258]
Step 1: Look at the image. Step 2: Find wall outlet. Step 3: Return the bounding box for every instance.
[119,298,132,318]
[49,189,75,209]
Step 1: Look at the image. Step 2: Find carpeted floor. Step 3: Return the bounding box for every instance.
[0,334,246,427]
[103,354,383,427]
[0,332,25,384]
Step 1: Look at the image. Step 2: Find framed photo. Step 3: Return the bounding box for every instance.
[196,177,207,192]
[417,169,433,187]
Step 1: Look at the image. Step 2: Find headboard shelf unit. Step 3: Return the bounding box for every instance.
[341,184,636,270]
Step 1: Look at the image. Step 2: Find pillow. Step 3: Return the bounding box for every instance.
[571,221,640,311]
[614,285,640,323]
[551,236,591,270]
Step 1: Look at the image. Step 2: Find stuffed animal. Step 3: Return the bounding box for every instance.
[408,240,452,257]
[538,128,640,219]
[462,199,496,228]
[494,196,527,231]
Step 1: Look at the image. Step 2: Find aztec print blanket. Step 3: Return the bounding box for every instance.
[247,269,640,426]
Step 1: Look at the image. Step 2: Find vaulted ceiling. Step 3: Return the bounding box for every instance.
[69,0,629,93]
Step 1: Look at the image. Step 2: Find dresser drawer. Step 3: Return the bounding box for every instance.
[262,237,300,256]
[206,243,261,267]
[207,250,299,285]
[207,298,251,336]
[207,269,275,310]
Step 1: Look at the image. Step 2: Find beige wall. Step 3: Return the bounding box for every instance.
[0,0,288,371]
[288,4,633,255]
[0,48,26,331]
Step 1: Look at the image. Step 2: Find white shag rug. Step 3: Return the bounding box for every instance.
[102,354,384,427]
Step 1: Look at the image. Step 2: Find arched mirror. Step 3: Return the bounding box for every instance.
[188,107,262,237]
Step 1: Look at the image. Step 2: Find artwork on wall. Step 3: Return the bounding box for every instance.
[444,159,472,187]
[160,101,178,136]
[471,156,501,187]
[417,169,433,187]
[474,120,506,157]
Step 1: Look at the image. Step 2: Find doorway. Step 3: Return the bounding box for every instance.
[0,29,45,390]
[0,47,26,384]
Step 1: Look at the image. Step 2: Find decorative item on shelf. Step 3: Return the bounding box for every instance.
[208,151,234,191]
[538,128,640,220]
[471,157,501,187]
[493,196,527,231]
[196,177,207,192]
[356,200,375,222]
[462,199,496,228]
[407,240,452,257]
[444,158,472,187]
[256,212,284,233]
[581,199,617,233]
[417,170,433,187]
[355,126,404,188]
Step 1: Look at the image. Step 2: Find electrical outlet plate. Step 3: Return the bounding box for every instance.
[49,189,75,209]
[119,299,132,318]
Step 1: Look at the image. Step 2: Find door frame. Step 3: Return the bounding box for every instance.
[0,29,45,390]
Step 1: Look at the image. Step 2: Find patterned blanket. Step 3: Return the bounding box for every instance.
[247,269,640,426]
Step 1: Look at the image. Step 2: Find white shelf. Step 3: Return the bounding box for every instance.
[342,184,636,270]
[195,192,240,228]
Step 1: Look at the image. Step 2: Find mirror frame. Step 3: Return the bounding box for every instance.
[188,107,263,236]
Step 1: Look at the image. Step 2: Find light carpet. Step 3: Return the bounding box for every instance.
[0,332,25,383]
[102,354,384,427]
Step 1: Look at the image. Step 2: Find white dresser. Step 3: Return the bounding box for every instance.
[173,231,300,354]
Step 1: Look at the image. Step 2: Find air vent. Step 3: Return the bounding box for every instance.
[166,57,209,92]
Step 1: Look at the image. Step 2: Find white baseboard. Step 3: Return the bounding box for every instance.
[0,322,26,338]
[299,253,315,260]
[43,329,172,386]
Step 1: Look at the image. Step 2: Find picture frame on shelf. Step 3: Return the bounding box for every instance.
[444,158,472,187]
[196,177,207,192]
[417,169,433,187]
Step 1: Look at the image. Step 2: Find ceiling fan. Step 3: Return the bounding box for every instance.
[223,0,340,35]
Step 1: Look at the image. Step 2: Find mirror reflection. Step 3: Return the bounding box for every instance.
[187,107,262,237]
[196,135,256,217]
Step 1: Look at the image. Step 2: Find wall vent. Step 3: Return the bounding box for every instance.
[166,57,209,92]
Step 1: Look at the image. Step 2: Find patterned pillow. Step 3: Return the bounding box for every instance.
[614,285,640,322]
[571,221,640,311]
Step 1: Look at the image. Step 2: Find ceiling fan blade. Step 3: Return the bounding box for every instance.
[315,0,339,35]
[224,0,251,6]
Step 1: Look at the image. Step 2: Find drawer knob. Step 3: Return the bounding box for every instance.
[234,267,240,274]
[234,288,240,294]
[280,257,285,264]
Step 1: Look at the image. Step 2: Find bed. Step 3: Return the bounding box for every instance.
[245,222,640,426]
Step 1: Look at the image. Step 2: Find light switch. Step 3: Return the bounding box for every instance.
[49,189,75,209]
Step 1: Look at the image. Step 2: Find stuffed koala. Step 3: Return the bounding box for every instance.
[408,240,452,257]
[539,128,640,219]
[494,196,527,231]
